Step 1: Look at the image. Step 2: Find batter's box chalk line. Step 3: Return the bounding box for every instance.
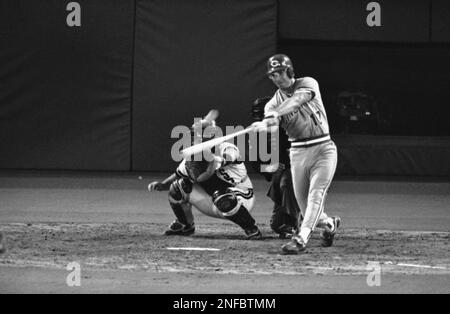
[166,247,221,251]
[383,261,448,270]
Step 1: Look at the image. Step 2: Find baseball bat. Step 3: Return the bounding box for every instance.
[180,125,256,158]
[203,109,219,124]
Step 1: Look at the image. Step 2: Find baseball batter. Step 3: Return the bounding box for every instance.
[148,117,262,240]
[251,97,301,239]
[256,54,340,254]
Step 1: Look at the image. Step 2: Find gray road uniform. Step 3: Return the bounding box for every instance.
[265,77,338,243]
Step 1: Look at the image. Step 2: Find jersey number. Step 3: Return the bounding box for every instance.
[218,169,235,184]
[310,110,322,126]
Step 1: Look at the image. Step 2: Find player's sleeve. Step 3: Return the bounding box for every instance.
[264,94,279,116]
[175,159,190,179]
[294,77,319,100]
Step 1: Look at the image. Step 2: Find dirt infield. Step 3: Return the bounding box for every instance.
[0,173,449,293]
[1,222,448,276]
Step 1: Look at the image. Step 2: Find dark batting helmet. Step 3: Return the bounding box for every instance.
[266,54,294,78]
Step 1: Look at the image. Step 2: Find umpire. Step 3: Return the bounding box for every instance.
[251,97,301,239]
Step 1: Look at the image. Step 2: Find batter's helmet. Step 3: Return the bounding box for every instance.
[266,54,294,78]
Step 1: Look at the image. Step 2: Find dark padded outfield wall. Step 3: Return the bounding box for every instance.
[0,0,134,170]
[279,41,450,136]
[133,0,277,171]
[334,135,450,177]
[278,41,450,176]
[279,0,430,42]
[432,0,450,43]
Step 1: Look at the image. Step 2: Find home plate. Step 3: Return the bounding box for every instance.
[166,247,221,251]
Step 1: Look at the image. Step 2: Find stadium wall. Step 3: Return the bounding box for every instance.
[0,0,448,176]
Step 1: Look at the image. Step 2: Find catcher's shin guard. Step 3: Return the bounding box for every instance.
[213,189,260,238]
[168,179,194,225]
[225,205,257,230]
[225,205,261,239]
[168,202,194,226]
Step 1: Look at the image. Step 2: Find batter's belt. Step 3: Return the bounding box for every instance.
[290,134,331,148]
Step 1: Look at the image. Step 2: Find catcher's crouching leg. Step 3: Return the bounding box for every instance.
[213,188,262,240]
[166,178,195,235]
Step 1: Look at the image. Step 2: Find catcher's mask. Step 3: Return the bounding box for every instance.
[266,54,294,78]
[191,118,217,144]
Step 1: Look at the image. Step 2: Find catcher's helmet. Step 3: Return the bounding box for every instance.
[266,54,294,78]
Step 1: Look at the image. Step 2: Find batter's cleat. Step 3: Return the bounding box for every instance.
[244,226,263,240]
[281,235,306,254]
[164,220,195,236]
[321,216,341,247]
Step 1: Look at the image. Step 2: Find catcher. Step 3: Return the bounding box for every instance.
[251,97,301,239]
[148,112,262,240]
